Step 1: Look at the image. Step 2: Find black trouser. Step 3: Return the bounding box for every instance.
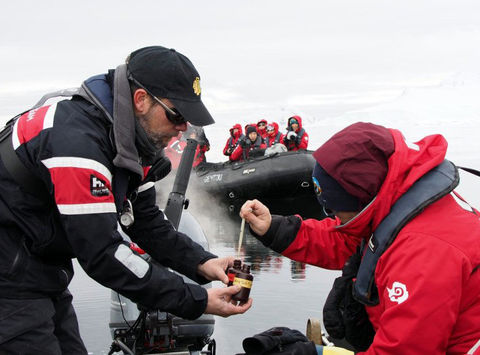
[0,290,87,355]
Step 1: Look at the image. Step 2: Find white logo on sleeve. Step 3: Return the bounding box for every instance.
[90,175,110,197]
[387,281,409,304]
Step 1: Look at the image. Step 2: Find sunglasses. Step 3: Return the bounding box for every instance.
[312,176,335,217]
[128,75,186,125]
[257,123,266,127]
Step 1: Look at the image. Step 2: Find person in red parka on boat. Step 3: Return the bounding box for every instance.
[241,122,480,355]
[256,119,268,139]
[265,122,284,148]
[230,125,266,162]
[282,115,309,151]
[223,123,243,157]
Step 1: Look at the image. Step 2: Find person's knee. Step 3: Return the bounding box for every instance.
[0,297,61,355]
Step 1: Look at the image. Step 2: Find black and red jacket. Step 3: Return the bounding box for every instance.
[0,72,215,320]
[229,135,266,162]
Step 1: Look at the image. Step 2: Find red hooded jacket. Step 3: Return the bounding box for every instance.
[265,122,284,147]
[223,124,243,156]
[257,119,268,139]
[282,115,309,151]
[259,122,480,354]
[193,142,209,168]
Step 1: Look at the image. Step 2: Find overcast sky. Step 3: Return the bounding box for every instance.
[3,4,480,351]
[1,0,480,121]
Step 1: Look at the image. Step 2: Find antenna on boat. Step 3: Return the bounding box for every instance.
[164,138,198,229]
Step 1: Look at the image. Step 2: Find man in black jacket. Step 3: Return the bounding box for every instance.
[0,46,251,354]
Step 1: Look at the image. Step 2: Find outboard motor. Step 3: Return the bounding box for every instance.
[109,139,216,355]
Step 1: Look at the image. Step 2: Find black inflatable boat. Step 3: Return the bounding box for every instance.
[192,150,325,219]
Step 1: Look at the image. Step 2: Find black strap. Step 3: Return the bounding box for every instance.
[112,167,130,213]
[0,125,50,200]
[353,160,459,305]
[275,132,282,144]
[458,166,480,177]
[296,128,305,140]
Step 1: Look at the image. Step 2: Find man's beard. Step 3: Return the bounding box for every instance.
[145,131,169,151]
[136,113,171,151]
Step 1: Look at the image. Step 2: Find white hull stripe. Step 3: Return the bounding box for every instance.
[57,202,116,215]
[468,338,480,354]
[114,244,149,278]
[138,181,155,193]
[42,157,112,183]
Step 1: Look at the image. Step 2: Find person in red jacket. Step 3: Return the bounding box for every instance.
[230,125,266,162]
[241,122,480,355]
[191,128,210,168]
[282,115,309,151]
[256,119,268,139]
[265,122,284,148]
[223,123,243,157]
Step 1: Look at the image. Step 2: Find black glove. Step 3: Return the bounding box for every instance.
[323,273,349,339]
[343,281,375,351]
[242,327,316,355]
[323,249,374,352]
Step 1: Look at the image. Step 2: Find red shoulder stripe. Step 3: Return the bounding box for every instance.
[13,104,57,148]
[42,157,115,215]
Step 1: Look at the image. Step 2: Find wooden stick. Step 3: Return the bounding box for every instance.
[237,218,246,257]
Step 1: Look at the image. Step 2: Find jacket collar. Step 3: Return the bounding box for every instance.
[78,65,147,177]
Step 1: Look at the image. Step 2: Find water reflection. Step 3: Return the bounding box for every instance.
[70,187,340,354]
[290,261,307,281]
[210,237,338,355]
[190,208,339,355]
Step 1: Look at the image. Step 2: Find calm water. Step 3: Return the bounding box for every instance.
[70,188,339,355]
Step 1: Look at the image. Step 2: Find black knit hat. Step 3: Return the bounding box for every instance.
[312,162,363,212]
[246,125,257,135]
[127,46,214,126]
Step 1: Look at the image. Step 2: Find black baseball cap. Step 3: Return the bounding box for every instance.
[127,46,214,126]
